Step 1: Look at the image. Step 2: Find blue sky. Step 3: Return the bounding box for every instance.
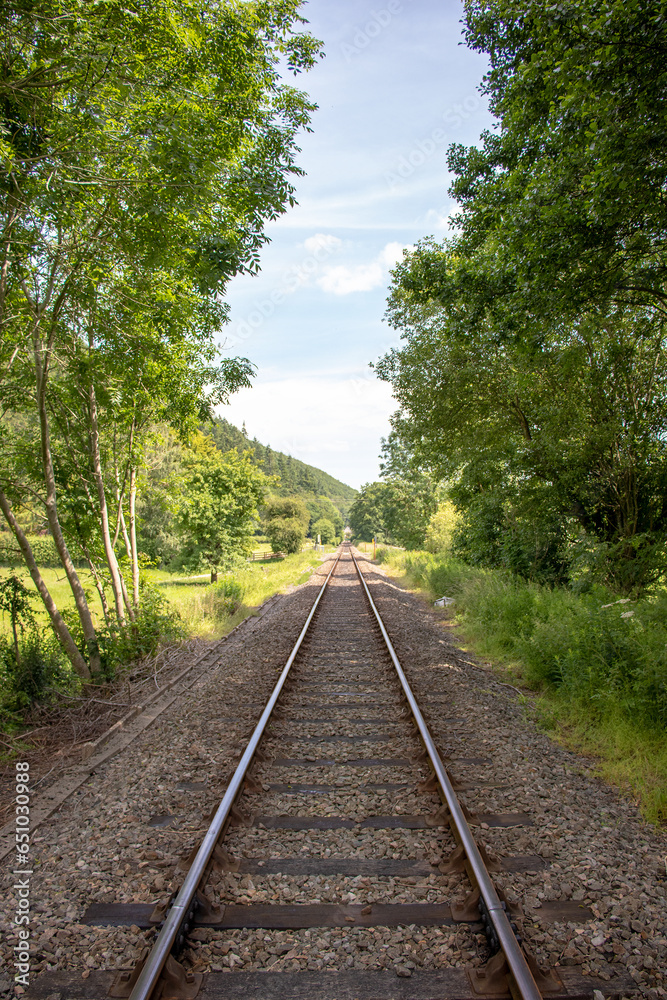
[218,0,494,490]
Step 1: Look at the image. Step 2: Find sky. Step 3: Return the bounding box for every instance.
[218,0,495,491]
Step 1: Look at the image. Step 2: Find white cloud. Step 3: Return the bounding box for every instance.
[302,232,343,255]
[379,241,411,268]
[218,372,396,489]
[317,261,384,295]
[315,241,412,296]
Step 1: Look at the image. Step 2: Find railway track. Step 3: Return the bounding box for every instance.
[25,544,635,1000]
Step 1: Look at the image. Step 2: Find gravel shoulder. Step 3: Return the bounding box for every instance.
[1,560,336,993]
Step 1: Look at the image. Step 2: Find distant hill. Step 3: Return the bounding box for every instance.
[203,418,357,515]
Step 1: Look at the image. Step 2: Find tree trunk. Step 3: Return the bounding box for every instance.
[34,335,101,675]
[80,544,113,629]
[116,503,137,619]
[129,465,140,608]
[87,373,130,624]
[0,489,91,679]
[11,615,20,667]
[117,550,135,621]
[114,470,138,619]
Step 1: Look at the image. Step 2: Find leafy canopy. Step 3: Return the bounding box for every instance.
[447,0,667,321]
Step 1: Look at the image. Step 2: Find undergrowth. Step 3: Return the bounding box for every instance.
[376,547,667,824]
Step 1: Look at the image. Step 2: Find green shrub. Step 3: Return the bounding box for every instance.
[384,548,667,732]
[0,630,72,715]
[97,581,188,678]
[209,577,244,615]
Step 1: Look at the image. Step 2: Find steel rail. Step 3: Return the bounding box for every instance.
[128,548,343,1000]
[351,550,543,1000]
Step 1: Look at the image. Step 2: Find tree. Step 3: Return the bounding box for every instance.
[266,518,306,555]
[380,477,439,551]
[373,0,667,591]
[265,496,309,554]
[378,257,667,589]
[348,477,438,551]
[135,429,186,569]
[0,0,322,675]
[304,497,344,538]
[177,438,270,581]
[348,483,388,544]
[311,517,336,544]
[424,502,459,554]
[447,0,667,321]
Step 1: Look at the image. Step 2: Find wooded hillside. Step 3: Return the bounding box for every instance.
[204,418,357,514]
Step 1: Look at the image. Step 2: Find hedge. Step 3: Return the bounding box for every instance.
[0,532,64,568]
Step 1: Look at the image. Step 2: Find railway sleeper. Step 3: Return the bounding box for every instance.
[26,968,637,1000]
[82,897,594,930]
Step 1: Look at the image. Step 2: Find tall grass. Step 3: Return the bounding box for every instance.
[376,547,667,823]
[155,550,332,639]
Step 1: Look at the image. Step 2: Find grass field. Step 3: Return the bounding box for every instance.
[154,548,336,639]
[0,566,106,629]
[0,547,337,642]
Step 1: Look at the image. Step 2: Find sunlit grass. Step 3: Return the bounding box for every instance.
[153,549,335,639]
[0,566,106,636]
[535,694,667,825]
[1,547,337,643]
